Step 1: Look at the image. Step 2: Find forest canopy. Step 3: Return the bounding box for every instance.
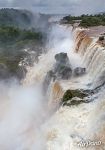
[61,13,105,27]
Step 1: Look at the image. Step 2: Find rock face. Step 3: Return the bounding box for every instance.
[43,53,72,94]
[74,67,86,76]
[62,89,89,106]
[43,53,87,94]
[63,97,85,106]
[16,66,27,79]
[54,53,70,66]
[0,63,10,79]
[99,36,104,41]
[54,52,72,79]
[57,66,72,80]
[43,70,56,93]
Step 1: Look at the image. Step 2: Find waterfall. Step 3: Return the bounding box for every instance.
[43,27,105,150]
[71,28,105,89]
[0,24,105,150]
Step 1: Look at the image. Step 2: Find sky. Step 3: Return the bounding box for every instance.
[0,0,105,15]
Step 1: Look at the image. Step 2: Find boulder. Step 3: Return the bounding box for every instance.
[54,52,72,79]
[55,52,70,66]
[43,53,72,94]
[56,65,72,79]
[74,67,86,76]
[99,36,104,41]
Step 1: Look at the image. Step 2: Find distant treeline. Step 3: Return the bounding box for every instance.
[61,13,105,27]
[0,8,33,28]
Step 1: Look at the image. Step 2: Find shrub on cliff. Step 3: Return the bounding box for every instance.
[62,89,88,102]
[62,89,89,106]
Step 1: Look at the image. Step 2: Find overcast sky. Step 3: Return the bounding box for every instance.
[0,0,105,15]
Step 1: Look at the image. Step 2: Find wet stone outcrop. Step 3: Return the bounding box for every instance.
[54,53,72,80]
[63,97,85,106]
[43,52,87,94]
[43,53,72,93]
[62,89,90,106]
[74,67,86,76]
[43,70,56,93]
[0,63,10,79]
[16,66,27,79]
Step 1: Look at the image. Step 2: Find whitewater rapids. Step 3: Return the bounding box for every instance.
[0,24,105,150]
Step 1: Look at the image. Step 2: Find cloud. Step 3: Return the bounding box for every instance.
[0,0,105,14]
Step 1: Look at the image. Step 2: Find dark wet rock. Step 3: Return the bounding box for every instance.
[62,89,89,106]
[63,89,88,101]
[99,36,104,41]
[54,52,72,79]
[0,63,10,79]
[55,65,72,80]
[63,97,85,106]
[43,70,56,93]
[63,96,93,106]
[55,52,70,66]
[83,96,94,103]
[74,67,86,76]
[16,66,27,79]
[43,53,72,94]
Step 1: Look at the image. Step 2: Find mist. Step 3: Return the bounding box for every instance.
[0,19,78,149]
[0,79,48,150]
[47,24,82,68]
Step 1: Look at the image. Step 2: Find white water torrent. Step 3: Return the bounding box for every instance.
[0,24,105,150]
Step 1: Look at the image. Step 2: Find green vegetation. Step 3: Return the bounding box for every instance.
[0,26,43,45]
[61,13,105,27]
[62,89,88,102]
[62,89,88,106]
[0,8,46,79]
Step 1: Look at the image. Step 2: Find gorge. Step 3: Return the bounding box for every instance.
[0,20,105,150]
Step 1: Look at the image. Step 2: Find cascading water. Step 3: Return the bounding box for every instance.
[0,23,105,150]
[0,23,78,150]
[44,27,105,150]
